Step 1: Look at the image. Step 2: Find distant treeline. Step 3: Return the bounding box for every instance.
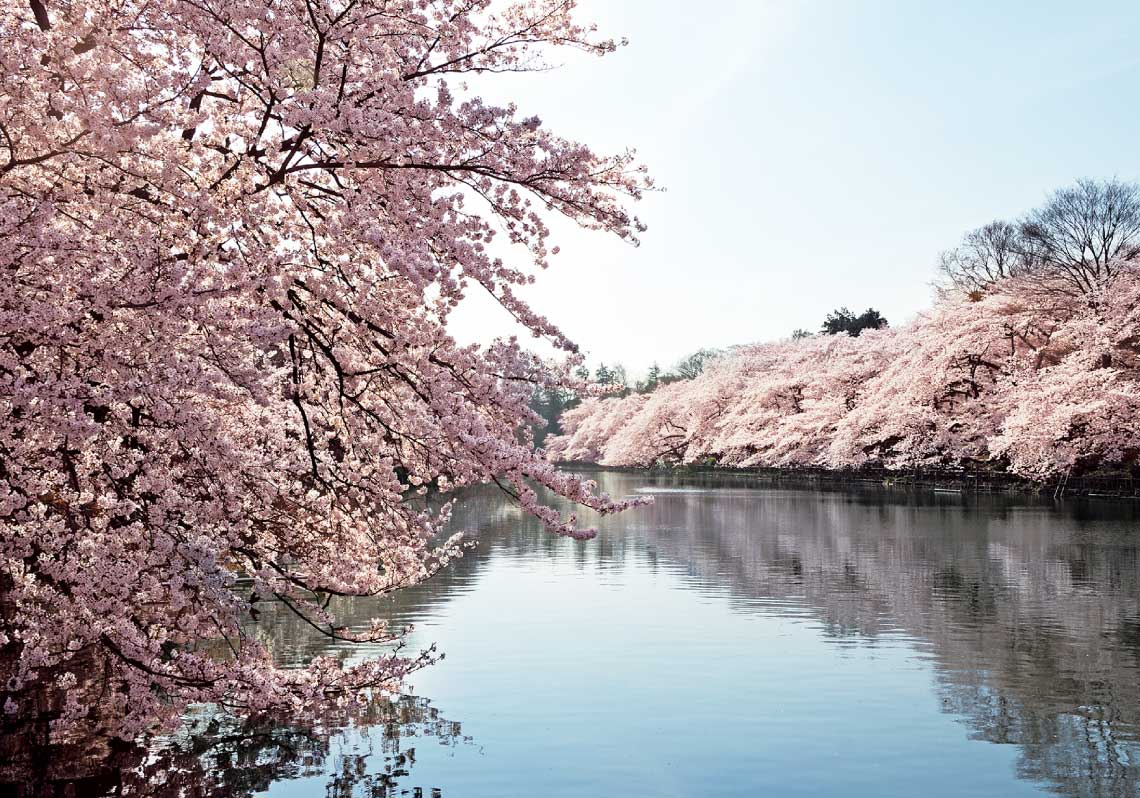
[544,179,1140,480]
[531,305,891,446]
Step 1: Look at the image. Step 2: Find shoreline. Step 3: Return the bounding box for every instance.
[555,462,1140,500]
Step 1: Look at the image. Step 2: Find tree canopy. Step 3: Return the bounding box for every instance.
[0,0,647,739]
[669,348,723,380]
[939,179,1140,296]
[821,308,889,337]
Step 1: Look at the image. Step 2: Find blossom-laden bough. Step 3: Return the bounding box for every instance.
[0,0,650,740]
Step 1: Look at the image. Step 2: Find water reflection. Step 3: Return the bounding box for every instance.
[9,472,1140,797]
[244,473,1140,797]
[0,694,464,797]
[601,473,1140,798]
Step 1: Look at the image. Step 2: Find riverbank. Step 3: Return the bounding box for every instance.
[556,462,1140,500]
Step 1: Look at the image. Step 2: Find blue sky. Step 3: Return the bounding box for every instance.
[448,0,1140,375]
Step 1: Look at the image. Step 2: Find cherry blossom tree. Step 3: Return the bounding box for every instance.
[0,0,650,739]
[546,393,649,463]
[991,274,1140,475]
[603,380,698,465]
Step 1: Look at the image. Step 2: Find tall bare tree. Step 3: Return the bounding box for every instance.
[669,349,722,381]
[938,220,1031,293]
[1018,178,1140,294]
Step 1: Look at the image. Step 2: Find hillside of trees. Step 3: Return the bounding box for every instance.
[546,180,1140,479]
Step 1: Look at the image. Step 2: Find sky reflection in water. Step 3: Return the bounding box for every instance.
[252,471,1140,798]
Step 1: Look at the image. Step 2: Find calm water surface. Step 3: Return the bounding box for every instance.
[223,470,1140,798]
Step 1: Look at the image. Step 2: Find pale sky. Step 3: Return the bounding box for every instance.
[448,0,1140,376]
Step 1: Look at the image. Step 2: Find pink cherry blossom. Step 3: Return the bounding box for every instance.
[550,269,1140,477]
[1,0,649,739]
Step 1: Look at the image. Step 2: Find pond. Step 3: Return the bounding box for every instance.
[18,471,1140,797]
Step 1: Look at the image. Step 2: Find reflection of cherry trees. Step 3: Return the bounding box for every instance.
[243,477,1140,798]
[550,268,1140,478]
[15,477,1130,797]
[1,691,464,798]
[576,472,1140,797]
[320,476,1140,798]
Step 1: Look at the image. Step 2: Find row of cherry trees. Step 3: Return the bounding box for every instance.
[548,268,1140,478]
